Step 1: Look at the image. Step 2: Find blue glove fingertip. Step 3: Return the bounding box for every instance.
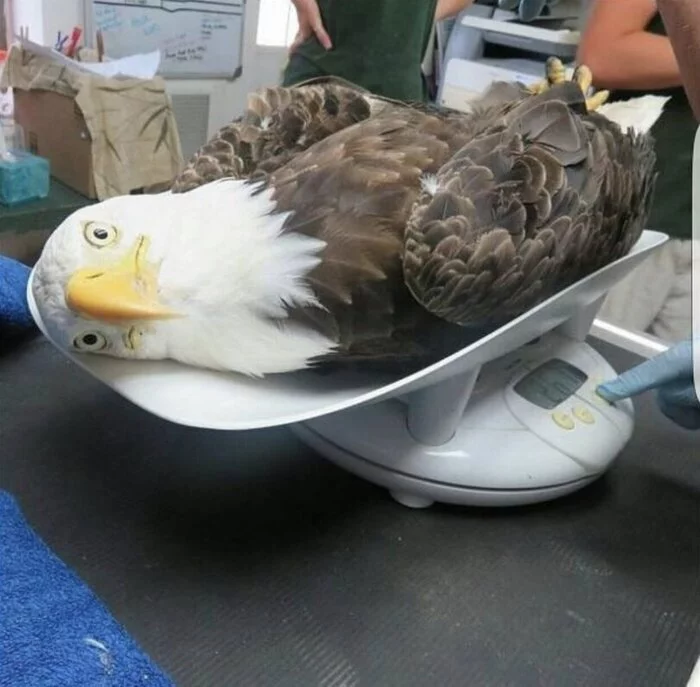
[595,381,623,402]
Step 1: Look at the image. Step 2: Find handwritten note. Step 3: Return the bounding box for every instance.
[95,6,125,33]
[163,45,207,63]
[130,14,161,36]
[201,14,230,42]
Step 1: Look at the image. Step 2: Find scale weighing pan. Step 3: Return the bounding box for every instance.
[28,230,669,508]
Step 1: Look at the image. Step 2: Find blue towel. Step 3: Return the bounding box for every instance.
[0,491,175,687]
[0,254,36,335]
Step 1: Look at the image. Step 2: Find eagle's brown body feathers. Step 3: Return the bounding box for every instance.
[169,76,657,370]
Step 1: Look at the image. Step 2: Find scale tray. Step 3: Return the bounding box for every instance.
[27,230,668,431]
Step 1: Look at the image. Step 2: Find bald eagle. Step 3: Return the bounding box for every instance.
[31,60,664,377]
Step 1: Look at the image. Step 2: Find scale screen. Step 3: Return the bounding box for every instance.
[513,358,588,410]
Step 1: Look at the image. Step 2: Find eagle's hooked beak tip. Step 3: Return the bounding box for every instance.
[65,235,181,323]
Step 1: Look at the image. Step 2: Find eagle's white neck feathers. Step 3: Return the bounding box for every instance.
[33,179,337,377]
[160,179,326,319]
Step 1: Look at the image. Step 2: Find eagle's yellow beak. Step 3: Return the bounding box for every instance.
[65,235,179,322]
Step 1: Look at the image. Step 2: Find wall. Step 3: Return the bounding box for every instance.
[8,0,44,43]
[12,0,288,137]
[42,0,82,44]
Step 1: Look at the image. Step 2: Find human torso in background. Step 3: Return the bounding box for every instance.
[608,12,694,240]
[281,0,438,102]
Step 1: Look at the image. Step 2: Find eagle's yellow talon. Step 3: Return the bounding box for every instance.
[545,57,566,85]
[586,90,610,112]
[573,65,593,95]
[529,58,605,112]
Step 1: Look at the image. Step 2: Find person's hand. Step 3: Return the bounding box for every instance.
[596,340,700,430]
[289,0,332,54]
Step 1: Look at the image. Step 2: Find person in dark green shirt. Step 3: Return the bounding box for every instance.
[282,0,473,102]
[578,0,695,343]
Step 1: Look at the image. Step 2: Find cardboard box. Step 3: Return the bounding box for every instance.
[13,89,97,199]
[1,43,184,201]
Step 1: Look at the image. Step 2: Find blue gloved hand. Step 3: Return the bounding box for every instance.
[596,340,700,430]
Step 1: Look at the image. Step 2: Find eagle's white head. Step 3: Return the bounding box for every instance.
[31,179,335,376]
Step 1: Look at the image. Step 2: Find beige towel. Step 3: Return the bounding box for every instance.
[598,239,694,343]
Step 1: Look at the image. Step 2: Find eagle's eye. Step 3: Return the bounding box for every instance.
[83,221,118,248]
[73,331,108,352]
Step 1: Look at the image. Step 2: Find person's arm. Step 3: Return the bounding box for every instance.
[577,0,683,91]
[657,0,700,120]
[435,0,473,22]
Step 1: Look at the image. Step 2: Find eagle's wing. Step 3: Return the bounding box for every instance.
[171,80,375,193]
[402,81,656,328]
[168,75,538,196]
[262,107,478,367]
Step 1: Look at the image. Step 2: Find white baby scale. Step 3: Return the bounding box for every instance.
[28,230,670,508]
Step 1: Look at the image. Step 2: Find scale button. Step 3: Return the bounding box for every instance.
[592,390,612,406]
[573,406,595,424]
[552,411,575,430]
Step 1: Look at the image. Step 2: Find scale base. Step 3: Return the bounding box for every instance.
[292,422,602,509]
[291,330,634,510]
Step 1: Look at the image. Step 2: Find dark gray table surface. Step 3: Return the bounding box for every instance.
[1,335,699,687]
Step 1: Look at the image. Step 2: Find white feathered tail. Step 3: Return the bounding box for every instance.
[597,95,671,135]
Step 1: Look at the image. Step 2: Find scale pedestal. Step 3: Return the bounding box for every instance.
[28,231,671,509]
[293,295,665,509]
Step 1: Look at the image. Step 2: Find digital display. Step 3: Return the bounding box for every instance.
[513,358,588,410]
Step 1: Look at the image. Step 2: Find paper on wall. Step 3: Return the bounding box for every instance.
[80,51,162,80]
